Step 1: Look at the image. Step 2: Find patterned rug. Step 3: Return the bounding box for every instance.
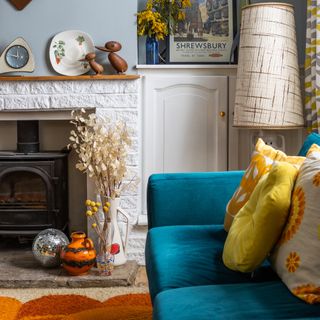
[0,293,152,320]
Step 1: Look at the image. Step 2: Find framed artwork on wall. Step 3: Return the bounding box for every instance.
[168,0,236,64]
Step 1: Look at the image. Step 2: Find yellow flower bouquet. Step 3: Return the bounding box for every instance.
[137,0,191,40]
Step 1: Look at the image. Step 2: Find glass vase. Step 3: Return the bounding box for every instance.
[96,250,115,276]
[96,216,114,276]
[146,36,159,64]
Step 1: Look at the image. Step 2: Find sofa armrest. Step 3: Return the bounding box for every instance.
[147,171,244,229]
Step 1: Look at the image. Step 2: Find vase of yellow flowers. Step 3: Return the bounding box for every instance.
[69,109,137,274]
[137,0,191,64]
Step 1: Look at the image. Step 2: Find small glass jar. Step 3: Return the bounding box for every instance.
[96,251,115,276]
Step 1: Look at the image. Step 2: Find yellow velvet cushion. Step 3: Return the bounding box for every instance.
[223,162,298,273]
[224,138,305,231]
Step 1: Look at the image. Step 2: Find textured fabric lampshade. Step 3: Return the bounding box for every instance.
[234,3,304,129]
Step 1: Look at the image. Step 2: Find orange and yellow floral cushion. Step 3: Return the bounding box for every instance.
[224,138,305,231]
[271,144,320,304]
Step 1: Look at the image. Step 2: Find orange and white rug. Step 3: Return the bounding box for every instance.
[0,293,152,320]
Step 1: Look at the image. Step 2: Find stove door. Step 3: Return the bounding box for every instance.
[0,167,54,235]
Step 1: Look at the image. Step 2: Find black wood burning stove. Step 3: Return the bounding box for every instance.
[0,121,68,236]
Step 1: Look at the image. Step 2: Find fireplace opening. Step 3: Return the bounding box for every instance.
[0,120,69,236]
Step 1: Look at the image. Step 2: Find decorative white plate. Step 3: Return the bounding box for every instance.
[49,30,94,76]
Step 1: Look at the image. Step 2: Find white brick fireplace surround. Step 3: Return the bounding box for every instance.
[0,76,147,264]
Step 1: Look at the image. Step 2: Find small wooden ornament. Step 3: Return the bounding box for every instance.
[9,0,32,10]
[96,41,128,74]
[79,53,104,75]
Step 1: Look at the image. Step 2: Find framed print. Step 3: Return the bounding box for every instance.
[169,0,236,63]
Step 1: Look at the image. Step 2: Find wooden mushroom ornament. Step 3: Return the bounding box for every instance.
[96,41,128,74]
[79,52,104,75]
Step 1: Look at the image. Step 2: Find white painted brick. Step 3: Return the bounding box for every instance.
[120,195,137,209]
[121,188,138,197]
[126,221,147,265]
[0,79,139,95]
[126,153,139,166]
[127,238,147,249]
[72,80,140,94]
[95,109,138,123]
[127,252,145,265]
[49,94,138,110]
[130,139,139,153]
[1,95,51,110]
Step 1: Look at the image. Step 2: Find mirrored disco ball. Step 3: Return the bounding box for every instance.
[32,228,69,268]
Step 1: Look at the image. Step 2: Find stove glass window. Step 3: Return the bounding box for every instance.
[0,171,47,210]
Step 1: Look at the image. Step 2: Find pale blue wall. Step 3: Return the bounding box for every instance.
[0,0,307,73]
[137,0,307,65]
[0,0,138,75]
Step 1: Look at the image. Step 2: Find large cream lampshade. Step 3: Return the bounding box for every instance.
[233,2,304,129]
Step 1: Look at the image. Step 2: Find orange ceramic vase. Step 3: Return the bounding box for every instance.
[60,232,96,276]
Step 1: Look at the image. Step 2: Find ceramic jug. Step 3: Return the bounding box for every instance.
[60,232,96,276]
[108,197,129,266]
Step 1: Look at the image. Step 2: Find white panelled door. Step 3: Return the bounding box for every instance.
[141,75,228,218]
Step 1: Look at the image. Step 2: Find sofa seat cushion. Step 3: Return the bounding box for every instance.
[153,282,320,320]
[146,225,277,300]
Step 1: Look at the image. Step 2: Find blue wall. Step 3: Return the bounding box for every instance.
[0,0,138,75]
[0,0,307,73]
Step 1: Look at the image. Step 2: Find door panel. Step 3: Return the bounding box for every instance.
[142,75,228,216]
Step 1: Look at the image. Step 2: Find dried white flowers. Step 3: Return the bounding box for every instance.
[69,109,135,199]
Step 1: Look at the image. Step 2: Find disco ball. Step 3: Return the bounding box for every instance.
[32,228,69,268]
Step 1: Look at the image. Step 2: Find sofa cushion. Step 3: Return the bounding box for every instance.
[146,224,277,300]
[271,148,320,304]
[298,133,320,156]
[153,282,320,320]
[224,138,304,231]
[223,162,298,272]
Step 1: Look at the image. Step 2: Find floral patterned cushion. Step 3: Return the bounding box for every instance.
[271,144,320,304]
[224,138,305,231]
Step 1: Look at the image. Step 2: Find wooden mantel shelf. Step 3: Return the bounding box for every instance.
[0,74,140,81]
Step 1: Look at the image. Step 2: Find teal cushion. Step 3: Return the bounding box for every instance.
[153,282,320,320]
[145,225,277,301]
[298,133,320,156]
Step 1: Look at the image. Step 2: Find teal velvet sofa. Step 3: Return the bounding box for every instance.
[145,135,320,319]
